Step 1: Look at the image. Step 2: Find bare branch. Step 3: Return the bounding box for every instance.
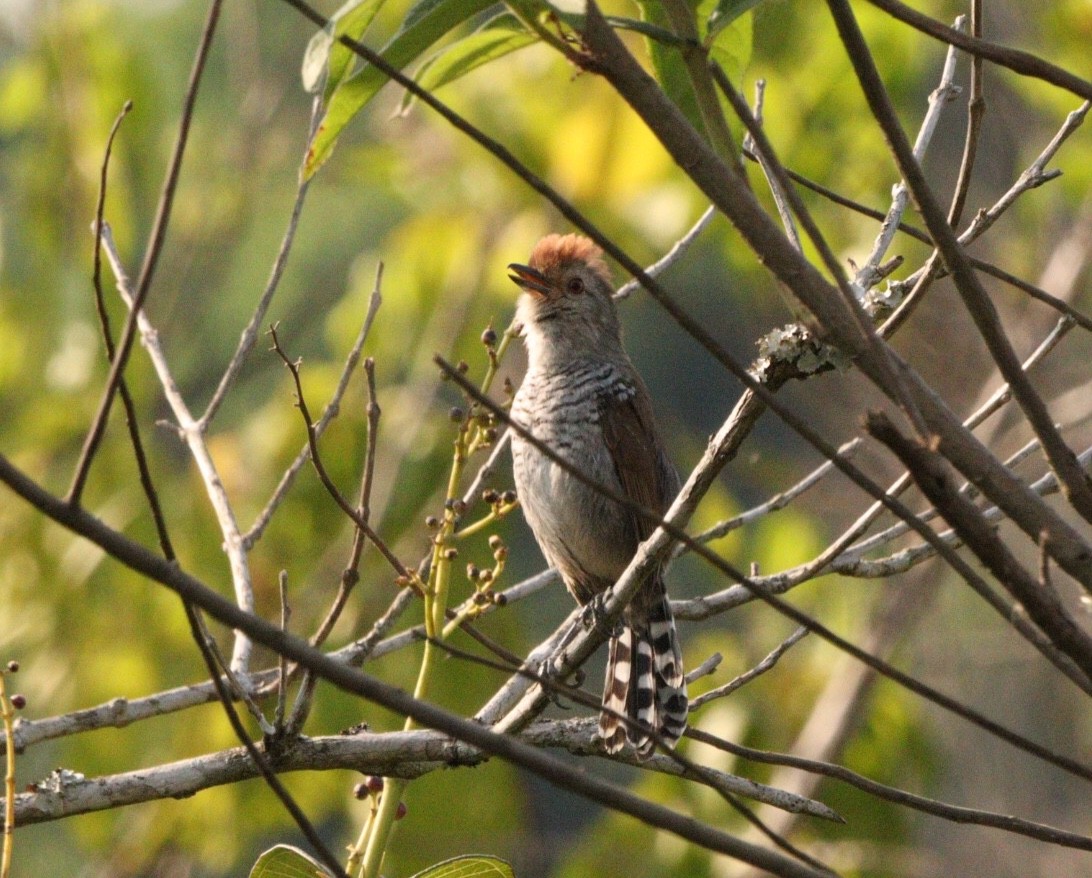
[99,226,257,673]
[864,410,1092,679]
[243,274,382,548]
[0,451,834,878]
[864,0,1092,102]
[691,627,809,709]
[854,16,964,291]
[67,0,225,506]
[198,96,321,429]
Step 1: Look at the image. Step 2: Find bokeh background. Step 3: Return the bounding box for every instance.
[0,1,1090,875]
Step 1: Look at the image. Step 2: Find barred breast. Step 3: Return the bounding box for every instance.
[511,361,640,602]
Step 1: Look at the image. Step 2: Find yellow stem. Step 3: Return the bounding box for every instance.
[1,672,16,878]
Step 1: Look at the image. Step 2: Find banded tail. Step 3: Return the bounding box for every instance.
[598,592,687,758]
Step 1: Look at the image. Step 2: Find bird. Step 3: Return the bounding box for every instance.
[507,233,687,758]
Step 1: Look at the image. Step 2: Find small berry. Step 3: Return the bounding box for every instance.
[353,782,369,800]
[443,548,458,561]
[425,515,440,529]
[449,407,465,423]
[450,499,467,517]
[11,694,26,710]
[6,660,18,673]
[481,327,497,346]
[488,535,503,550]
[478,569,493,585]
[493,592,508,607]
[481,488,499,505]
[501,490,517,505]
[395,801,408,820]
[366,775,385,794]
[466,564,481,582]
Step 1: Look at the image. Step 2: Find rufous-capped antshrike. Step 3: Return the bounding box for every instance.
[508,233,687,758]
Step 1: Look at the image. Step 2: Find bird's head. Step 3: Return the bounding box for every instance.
[508,234,622,363]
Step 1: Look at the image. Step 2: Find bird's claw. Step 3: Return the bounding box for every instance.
[580,593,622,638]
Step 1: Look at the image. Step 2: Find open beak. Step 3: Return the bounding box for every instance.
[507,263,553,297]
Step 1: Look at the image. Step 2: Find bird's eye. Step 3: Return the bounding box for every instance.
[566,276,585,295]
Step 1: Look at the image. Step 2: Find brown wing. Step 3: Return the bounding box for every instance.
[599,376,680,544]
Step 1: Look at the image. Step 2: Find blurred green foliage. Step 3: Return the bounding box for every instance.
[1,1,1090,876]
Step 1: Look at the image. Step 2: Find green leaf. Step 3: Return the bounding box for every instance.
[398,13,537,115]
[301,0,388,97]
[707,0,766,38]
[410,854,515,878]
[304,0,496,179]
[706,3,752,85]
[249,844,332,878]
[634,1,704,134]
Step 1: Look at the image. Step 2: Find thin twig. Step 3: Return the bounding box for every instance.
[198,96,322,429]
[687,726,1092,851]
[181,603,349,878]
[243,277,382,548]
[745,80,802,252]
[881,101,1089,338]
[268,324,419,590]
[864,410,1092,679]
[274,571,290,733]
[98,225,258,673]
[946,0,983,228]
[67,0,224,506]
[854,16,964,291]
[88,100,178,564]
[691,627,809,709]
[614,205,716,300]
[713,62,929,438]
[864,0,1092,102]
[287,354,383,736]
[743,150,1092,333]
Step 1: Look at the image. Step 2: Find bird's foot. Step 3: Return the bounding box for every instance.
[580,592,623,638]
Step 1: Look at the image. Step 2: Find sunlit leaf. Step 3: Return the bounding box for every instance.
[707,0,766,38]
[304,0,496,178]
[707,4,752,86]
[398,13,537,115]
[301,0,388,97]
[410,854,515,878]
[249,844,332,878]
